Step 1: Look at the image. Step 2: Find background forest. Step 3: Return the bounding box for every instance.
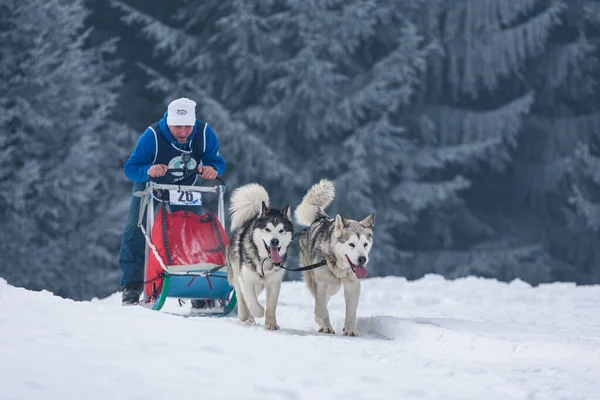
[1,0,600,300]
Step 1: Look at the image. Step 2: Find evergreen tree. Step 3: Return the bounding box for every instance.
[393,0,568,282]
[561,2,600,283]
[0,0,131,299]
[505,0,600,283]
[568,140,600,284]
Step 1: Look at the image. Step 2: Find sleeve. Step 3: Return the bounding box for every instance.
[201,124,226,176]
[123,128,157,182]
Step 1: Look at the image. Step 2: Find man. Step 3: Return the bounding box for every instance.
[118,97,225,305]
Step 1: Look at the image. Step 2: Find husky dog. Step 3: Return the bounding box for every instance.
[295,179,374,336]
[225,183,293,330]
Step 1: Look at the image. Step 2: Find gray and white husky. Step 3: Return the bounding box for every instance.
[225,183,293,330]
[295,179,374,336]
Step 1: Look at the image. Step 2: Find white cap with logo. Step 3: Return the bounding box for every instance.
[166,97,196,126]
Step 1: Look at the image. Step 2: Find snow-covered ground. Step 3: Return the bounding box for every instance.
[1,275,599,400]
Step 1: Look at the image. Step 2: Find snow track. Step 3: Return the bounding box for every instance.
[2,275,599,400]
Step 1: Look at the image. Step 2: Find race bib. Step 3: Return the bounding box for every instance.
[168,190,202,206]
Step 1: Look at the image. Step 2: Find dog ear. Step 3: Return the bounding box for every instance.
[261,201,269,216]
[359,213,375,229]
[334,214,348,230]
[281,204,291,220]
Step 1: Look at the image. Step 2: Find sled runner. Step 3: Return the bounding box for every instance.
[135,168,236,316]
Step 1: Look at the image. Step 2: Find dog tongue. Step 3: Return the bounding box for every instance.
[354,265,368,279]
[270,245,281,263]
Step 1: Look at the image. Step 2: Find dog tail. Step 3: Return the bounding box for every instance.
[295,179,335,227]
[229,183,269,231]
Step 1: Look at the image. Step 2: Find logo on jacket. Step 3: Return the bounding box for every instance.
[168,155,198,177]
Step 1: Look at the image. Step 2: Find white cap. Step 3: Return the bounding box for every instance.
[166,97,196,126]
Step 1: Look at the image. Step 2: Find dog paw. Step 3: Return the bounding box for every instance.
[238,315,248,322]
[318,326,335,334]
[343,327,359,337]
[265,322,280,331]
[238,311,249,322]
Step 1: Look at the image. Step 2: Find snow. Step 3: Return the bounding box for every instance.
[1,275,599,400]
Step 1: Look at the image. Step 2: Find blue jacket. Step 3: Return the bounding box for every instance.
[124,112,226,183]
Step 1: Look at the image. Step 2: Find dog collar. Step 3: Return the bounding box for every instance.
[252,258,282,278]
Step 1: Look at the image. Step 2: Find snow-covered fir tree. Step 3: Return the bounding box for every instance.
[393,0,570,283]
[0,0,132,299]
[504,0,600,283]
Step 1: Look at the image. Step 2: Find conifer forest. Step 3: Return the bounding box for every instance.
[2,0,600,300]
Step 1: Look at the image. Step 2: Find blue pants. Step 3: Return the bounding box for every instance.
[118,181,203,287]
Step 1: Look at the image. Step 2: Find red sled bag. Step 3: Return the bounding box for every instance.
[144,208,229,301]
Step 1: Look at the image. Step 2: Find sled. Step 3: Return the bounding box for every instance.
[135,169,236,316]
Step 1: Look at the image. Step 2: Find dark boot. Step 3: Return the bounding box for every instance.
[122,282,143,305]
[191,299,215,309]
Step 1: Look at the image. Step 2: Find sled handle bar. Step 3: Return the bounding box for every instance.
[148,168,225,186]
